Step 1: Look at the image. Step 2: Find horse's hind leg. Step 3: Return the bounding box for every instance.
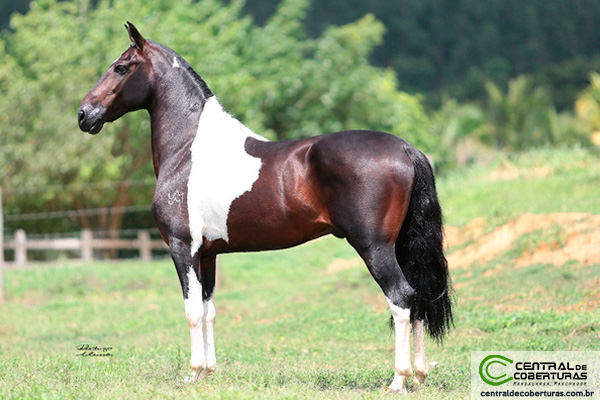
[327,192,415,391]
[412,320,429,385]
[350,240,415,393]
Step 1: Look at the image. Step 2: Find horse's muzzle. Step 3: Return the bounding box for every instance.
[78,104,106,135]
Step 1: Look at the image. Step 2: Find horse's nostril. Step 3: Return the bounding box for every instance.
[78,108,86,124]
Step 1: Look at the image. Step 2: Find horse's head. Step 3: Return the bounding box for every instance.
[78,22,152,134]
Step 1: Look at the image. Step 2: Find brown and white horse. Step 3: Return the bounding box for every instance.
[78,22,453,393]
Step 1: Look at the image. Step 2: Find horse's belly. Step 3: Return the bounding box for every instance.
[225,216,333,252]
[222,186,333,252]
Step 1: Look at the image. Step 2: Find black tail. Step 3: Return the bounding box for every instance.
[395,145,454,343]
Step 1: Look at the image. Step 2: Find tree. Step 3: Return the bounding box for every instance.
[0,0,30,31]
[246,0,600,107]
[483,76,585,150]
[575,73,600,146]
[428,98,490,169]
[0,0,429,235]
[7,0,600,107]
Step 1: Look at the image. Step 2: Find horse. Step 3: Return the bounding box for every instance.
[78,22,453,393]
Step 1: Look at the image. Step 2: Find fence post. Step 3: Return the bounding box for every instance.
[0,187,4,301]
[15,229,27,268]
[138,230,151,262]
[81,229,93,262]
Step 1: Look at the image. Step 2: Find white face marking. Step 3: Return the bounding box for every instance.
[386,297,412,392]
[187,97,268,255]
[173,57,181,68]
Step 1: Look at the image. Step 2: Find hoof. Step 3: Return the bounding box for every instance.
[417,370,428,381]
[388,374,408,394]
[183,371,201,383]
[388,384,408,394]
[183,368,207,383]
[412,368,429,386]
[183,364,217,383]
[205,364,216,377]
[412,361,436,387]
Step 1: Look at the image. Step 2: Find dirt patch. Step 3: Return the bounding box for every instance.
[0,324,15,336]
[488,161,554,182]
[325,258,363,275]
[447,213,600,270]
[488,162,521,181]
[326,213,598,273]
[515,226,600,268]
[444,217,486,249]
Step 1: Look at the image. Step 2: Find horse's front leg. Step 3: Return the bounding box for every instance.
[199,255,217,376]
[169,237,207,382]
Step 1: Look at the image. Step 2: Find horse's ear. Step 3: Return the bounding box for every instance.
[125,21,145,50]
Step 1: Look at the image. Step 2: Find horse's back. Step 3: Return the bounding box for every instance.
[313,129,411,154]
[308,130,414,190]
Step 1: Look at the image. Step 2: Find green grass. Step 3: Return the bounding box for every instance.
[439,146,600,226]
[1,147,599,399]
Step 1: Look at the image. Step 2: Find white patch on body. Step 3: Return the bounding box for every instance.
[184,266,206,379]
[187,97,268,256]
[173,57,181,68]
[386,297,412,393]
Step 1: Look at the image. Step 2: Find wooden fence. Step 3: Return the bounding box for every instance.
[0,187,4,301]
[3,229,168,268]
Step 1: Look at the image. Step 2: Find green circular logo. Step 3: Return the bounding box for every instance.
[479,354,514,386]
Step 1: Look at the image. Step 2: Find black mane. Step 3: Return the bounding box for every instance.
[149,40,213,100]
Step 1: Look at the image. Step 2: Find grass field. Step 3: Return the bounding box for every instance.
[1,147,599,399]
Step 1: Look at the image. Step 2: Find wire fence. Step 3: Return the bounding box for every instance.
[2,179,155,195]
[0,181,230,302]
[4,204,153,222]
[0,180,170,267]
[3,227,163,241]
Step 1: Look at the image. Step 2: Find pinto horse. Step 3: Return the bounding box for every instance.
[78,22,453,393]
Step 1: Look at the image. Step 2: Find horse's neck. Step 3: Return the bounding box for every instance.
[149,94,267,180]
[149,103,197,179]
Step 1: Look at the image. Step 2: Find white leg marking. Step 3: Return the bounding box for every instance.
[387,298,412,393]
[412,320,429,386]
[187,97,269,256]
[203,296,217,375]
[184,266,206,382]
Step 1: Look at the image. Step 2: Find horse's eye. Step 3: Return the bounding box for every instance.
[115,65,128,76]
